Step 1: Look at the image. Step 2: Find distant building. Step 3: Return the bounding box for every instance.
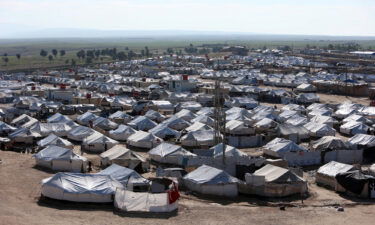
[350,51,375,59]
[221,46,249,56]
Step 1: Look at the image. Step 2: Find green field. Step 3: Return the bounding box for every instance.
[1,36,375,71]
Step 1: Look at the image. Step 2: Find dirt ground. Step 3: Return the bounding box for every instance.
[1,150,375,225]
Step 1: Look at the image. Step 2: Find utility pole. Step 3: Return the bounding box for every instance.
[213,80,226,164]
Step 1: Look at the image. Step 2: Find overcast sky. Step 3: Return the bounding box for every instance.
[1,0,375,36]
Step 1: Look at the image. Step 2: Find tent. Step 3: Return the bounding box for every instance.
[100,145,149,171]
[191,114,215,127]
[196,107,214,117]
[175,109,197,122]
[149,124,180,140]
[127,131,163,149]
[93,117,119,131]
[144,109,166,123]
[8,127,41,143]
[282,104,306,113]
[285,115,308,126]
[37,134,73,149]
[82,133,119,152]
[335,170,375,199]
[303,122,336,137]
[47,113,77,127]
[41,173,123,202]
[225,120,255,135]
[254,118,278,131]
[211,143,247,161]
[311,136,351,151]
[161,116,191,131]
[276,124,310,143]
[348,134,375,148]
[98,164,149,190]
[108,111,133,124]
[128,116,158,131]
[316,161,354,189]
[240,164,307,197]
[114,178,179,212]
[33,145,87,172]
[296,93,319,104]
[29,122,72,137]
[183,165,238,197]
[340,121,370,135]
[343,114,371,124]
[263,138,308,158]
[181,130,216,147]
[108,124,136,141]
[11,114,36,127]
[279,110,299,122]
[76,111,99,126]
[67,126,97,142]
[296,83,317,92]
[148,142,196,165]
[0,121,17,135]
[185,122,213,132]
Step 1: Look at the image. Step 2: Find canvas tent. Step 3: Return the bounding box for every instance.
[37,134,73,149]
[128,116,158,131]
[82,133,119,152]
[316,161,354,189]
[340,121,370,135]
[149,124,180,140]
[240,164,307,197]
[33,145,87,172]
[183,165,238,197]
[98,164,149,190]
[263,138,308,158]
[108,111,133,124]
[303,122,336,137]
[76,112,99,126]
[108,124,136,141]
[127,131,163,149]
[67,126,97,142]
[93,117,119,131]
[181,130,216,147]
[161,116,191,131]
[41,173,123,202]
[148,142,196,165]
[0,121,16,135]
[9,127,41,143]
[100,145,149,171]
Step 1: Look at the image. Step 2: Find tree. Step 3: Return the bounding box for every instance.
[141,49,145,57]
[85,57,93,64]
[167,48,174,54]
[48,55,53,62]
[3,57,9,66]
[76,50,85,60]
[145,46,150,57]
[52,49,58,57]
[65,59,69,64]
[95,50,100,59]
[71,59,76,67]
[60,50,66,57]
[40,49,48,58]
[117,51,127,60]
[16,53,21,60]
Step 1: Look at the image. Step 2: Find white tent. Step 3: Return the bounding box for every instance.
[263,138,308,158]
[108,111,133,124]
[67,126,97,141]
[211,143,247,160]
[343,114,371,124]
[254,118,278,131]
[108,124,136,141]
[296,83,316,92]
[303,122,336,137]
[82,133,118,152]
[183,165,238,197]
[11,114,36,127]
[340,121,369,135]
[33,145,87,172]
[225,120,255,135]
[175,109,197,122]
[311,136,351,151]
[348,134,375,148]
[29,122,72,137]
[128,116,158,131]
[76,111,99,126]
[41,173,122,202]
[316,161,354,189]
[185,122,213,132]
[100,145,148,170]
[93,117,119,131]
[148,142,196,165]
[149,124,180,139]
[310,115,338,127]
[144,109,166,123]
[127,131,163,149]
[191,114,215,127]
[282,104,306,113]
[9,127,41,143]
[47,113,77,127]
[285,115,308,126]
[279,110,299,122]
[181,130,215,147]
[37,134,73,149]
[98,164,149,189]
[161,116,191,131]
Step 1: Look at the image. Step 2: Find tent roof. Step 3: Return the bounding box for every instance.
[183,165,238,185]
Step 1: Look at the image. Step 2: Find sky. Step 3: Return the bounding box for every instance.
[0,0,375,37]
